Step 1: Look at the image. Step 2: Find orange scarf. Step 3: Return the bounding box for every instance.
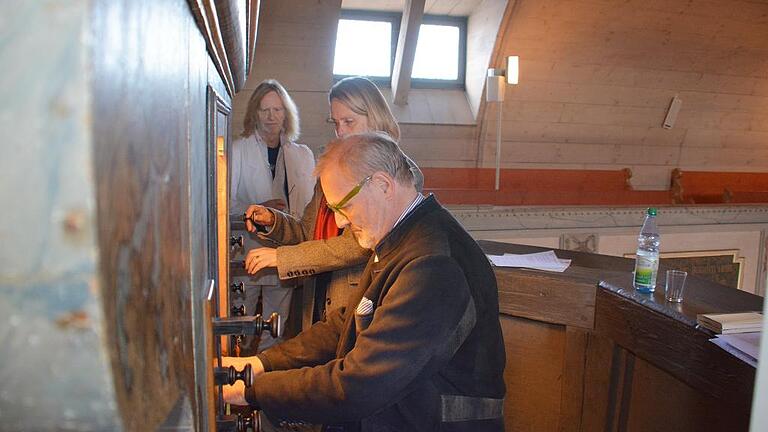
[313,195,342,240]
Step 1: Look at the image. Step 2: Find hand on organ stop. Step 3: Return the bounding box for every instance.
[245,247,278,274]
[244,204,277,232]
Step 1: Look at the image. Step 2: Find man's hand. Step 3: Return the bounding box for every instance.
[220,356,266,406]
[245,247,278,274]
[221,355,264,374]
[244,204,277,232]
[223,380,248,406]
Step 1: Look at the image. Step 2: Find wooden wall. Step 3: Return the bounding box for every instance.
[237,0,768,192]
[482,0,768,190]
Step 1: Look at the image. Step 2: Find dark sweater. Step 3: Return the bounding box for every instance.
[249,195,506,431]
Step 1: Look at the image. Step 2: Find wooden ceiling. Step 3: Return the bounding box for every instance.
[341,0,484,16]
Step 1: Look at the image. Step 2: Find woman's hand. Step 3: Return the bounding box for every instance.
[245,247,278,274]
[260,199,286,211]
[244,204,277,232]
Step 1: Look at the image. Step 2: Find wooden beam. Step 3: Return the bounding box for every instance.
[391,0,425,106]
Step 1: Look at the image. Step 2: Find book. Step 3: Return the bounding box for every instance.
[697,312,763,334]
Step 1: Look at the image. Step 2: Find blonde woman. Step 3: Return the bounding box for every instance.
[230,79,315,352]
[242,76,423,332]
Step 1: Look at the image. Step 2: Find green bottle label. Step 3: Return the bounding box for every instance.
[634,257,657,285]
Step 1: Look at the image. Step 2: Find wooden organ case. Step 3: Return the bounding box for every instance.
[192,2,272,430]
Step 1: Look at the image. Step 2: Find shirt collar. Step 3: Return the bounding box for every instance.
[374,193,425,262]
[393,193,425,229]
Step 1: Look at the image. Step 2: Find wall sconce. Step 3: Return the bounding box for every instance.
[507,55,519,84]
[486,56,519,190]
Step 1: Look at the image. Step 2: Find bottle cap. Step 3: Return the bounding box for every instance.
[647,207,657,216]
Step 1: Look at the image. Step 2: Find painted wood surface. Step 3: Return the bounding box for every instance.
[0,1,119,430]
[0,0,241,430]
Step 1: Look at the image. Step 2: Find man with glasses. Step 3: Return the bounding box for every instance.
[223,132,506,431]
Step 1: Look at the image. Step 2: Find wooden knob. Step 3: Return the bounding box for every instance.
[231,281,245,294]
[230,235,244,248]
[231,304,245,316]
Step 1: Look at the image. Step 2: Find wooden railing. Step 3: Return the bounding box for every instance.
[420,167,768,206]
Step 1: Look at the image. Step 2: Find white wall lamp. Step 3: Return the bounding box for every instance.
[486,55,519,190]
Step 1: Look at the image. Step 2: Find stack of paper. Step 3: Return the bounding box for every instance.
[697,312,763,334]
[486,250,571,273]
[710,332,761,368]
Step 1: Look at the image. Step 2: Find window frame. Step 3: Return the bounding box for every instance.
[333,10,467,89]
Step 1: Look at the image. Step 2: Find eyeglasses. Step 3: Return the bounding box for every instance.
[326,175,373,220]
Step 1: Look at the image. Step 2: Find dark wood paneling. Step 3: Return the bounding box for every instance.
[500,315,566,432]
[496,267,596,329]
[595,289,754,430]
[626,357,731,432]
[559,328,588,432]
[581,332,616,432]
[488,242,758,432]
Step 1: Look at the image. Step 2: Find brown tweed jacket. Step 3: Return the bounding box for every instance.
[258,181,370,330]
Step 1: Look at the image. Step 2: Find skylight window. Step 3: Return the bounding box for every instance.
[333,19,393,78]
[333,12,466,88]
[412,24,460,80]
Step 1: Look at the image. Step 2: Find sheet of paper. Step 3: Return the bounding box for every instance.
[486,250,571,272]
[710,336,758,368]
[716,332,762,360]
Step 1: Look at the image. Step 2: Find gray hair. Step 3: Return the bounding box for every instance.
[242,79,301,141]
[315,132,416,187]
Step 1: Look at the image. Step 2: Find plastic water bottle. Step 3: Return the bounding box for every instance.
[633,208,660,293]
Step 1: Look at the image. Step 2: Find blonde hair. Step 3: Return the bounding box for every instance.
[242,79,300,141]
[329,77,400,141]
[315,132,416,187]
